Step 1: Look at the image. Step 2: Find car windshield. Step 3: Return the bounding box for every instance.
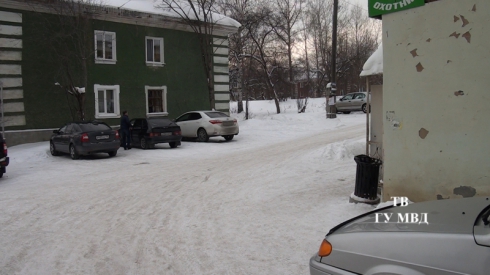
[148,118,173,127]
[205,112,229,118]
[342,94,354,100]
[79,123,111,132]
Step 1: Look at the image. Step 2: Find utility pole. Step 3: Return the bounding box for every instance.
[327,0,338,119]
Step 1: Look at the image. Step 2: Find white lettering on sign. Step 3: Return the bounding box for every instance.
[391,196,410,206]
[373,197,429,225]
[374,0,415,11]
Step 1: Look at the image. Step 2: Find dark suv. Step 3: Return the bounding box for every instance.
[130,117,182,149]
[0,133,9,177]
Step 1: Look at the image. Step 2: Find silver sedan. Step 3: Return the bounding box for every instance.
[310,197,490,275]
[335,92,369,114]
[174,111,239,142]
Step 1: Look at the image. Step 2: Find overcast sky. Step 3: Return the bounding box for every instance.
[343,0,368,11]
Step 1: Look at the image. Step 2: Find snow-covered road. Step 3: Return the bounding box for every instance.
[0,99,374,274]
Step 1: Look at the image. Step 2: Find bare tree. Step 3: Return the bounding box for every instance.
[157,0,229,110]
[299,1,380,96]
[30,0,100,121]
[296,13,310,113]
[217,0,257,114]
[344,5,381,92]
[269,0,303,100]
[220,0,381,115]
[241,7,282,114]
[302,0,333,97]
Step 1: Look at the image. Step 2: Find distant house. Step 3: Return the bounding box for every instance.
[295,78,310,99]
[363,0,490,202]
[0,0,239,145]
[293,71,325,98]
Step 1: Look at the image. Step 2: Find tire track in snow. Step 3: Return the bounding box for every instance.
[0,124,368,275]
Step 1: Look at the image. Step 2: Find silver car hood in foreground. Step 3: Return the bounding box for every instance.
[334,197,490,235]
[317,197,490,275]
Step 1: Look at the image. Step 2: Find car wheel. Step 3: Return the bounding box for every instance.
[108,150,117,157]
[140,138,148,149]
[342,111,351,114]
[69,144,80,160]
[196,128,209,142]
[169,142,178,148]
[0,171,3,178]
[362,104,371,113]
[50,142,59,156]
[223,135,234,141]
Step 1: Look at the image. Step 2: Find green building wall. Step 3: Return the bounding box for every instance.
[5,8,215,130]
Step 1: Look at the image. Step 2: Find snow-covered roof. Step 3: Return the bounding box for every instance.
[101,0,241,28]
[360,43,383,77]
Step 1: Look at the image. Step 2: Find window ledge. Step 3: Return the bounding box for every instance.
[147,112,168,117]
[95,59,117,65]
[146,62,165,67]
[96,114,120,119]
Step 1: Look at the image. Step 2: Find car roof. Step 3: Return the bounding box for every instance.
[183,110,225,113]
[345,92,367,95]
[69,121,108,125]
[177,111,228,118]
[132,117,171,120]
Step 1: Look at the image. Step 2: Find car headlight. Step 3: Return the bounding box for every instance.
[318,239,332,257]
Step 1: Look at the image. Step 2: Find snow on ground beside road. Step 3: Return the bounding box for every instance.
[0,98,375,274]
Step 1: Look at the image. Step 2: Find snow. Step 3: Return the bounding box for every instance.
[75,87,86,93]
[360,43,383,76]
[0,98,376,274]
[350,192,380,204]
[102,0,241,28]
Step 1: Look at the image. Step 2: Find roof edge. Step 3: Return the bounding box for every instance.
[0,0,239,35]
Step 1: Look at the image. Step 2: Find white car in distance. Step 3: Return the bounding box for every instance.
[174,111,239,142]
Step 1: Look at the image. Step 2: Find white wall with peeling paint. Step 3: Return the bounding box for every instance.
[382,0,490,202]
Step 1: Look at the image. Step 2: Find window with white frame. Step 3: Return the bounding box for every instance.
[95,31,116,64]
[145,37,164,65]
[94,84,120,118]
[145,86,167,116]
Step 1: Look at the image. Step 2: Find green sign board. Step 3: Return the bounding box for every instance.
[368,0,425,18]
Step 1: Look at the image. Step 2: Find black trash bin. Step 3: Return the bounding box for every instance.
[354,154,382,200]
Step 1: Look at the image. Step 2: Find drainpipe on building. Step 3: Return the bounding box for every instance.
[0,81,4,137]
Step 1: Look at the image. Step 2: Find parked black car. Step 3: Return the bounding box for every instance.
[0,133,9,178]
[50,121,120,160]
[130,117,182,149]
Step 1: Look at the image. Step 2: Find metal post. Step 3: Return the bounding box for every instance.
[366,77,370,155]
[327,0,339,119]
[331,0,338,88]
